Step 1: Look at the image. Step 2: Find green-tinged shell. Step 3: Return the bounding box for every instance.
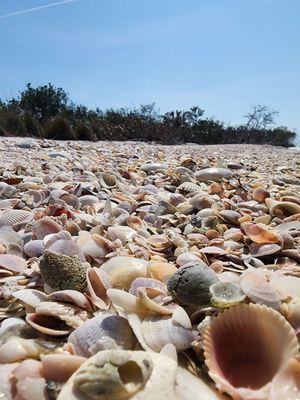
[65,350,153,400]
[167,263,219,306]
[209,282,246,308]
[39,250,87,292]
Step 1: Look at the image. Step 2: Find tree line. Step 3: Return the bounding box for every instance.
[0,83,296,146]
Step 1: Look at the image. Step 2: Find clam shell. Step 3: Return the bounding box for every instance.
[99,172,118,188]
[26,313,72,336]
[24,240,45,258]
[177,181,203,193]
[68,313,137,357]
[0,254,27,273]
[242,222,281,244]
[48,290,93,311]
[203,303,299,400]
[100,256,149,290]
[141,315,197,352]
[32,217,62,240]
[239,269,281,309]
[148,261,178,282]
[266,198,300,217]
[195,168,233,182]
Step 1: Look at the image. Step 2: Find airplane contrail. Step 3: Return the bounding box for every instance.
[0,0,76,19]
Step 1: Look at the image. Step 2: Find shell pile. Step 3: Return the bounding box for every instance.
[0,137,300,399]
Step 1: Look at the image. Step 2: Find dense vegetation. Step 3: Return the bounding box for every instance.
[0,83,296,146]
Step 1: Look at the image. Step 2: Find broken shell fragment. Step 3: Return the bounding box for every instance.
[209,281,246,308]
[57,350,153,400]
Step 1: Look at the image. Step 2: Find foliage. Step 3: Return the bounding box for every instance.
[45,116,75,140]
[0,83,296,147]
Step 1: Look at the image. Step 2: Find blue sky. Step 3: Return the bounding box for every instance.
[0,0,299,132]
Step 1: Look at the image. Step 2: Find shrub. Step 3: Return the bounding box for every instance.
[74,122,97,141]
[45,116,75,140]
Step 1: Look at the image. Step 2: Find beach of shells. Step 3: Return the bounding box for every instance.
[1,137,300,399]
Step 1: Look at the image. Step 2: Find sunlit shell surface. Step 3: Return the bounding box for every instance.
[203,304,299,400]
[1,139,300,399]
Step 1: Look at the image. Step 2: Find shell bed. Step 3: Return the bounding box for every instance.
[0,137,300,400]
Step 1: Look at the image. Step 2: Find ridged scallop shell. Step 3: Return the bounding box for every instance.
[0,210,33,228]
[177,181,203,194]
[12,289,48,308]
[141,315,197,352]
[239,268,281,309]
[203,303,299,400]
[68,312,136,357]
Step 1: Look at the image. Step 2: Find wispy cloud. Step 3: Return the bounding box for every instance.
[0,0,76,20]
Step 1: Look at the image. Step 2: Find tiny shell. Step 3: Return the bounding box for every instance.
[209,282,246,308]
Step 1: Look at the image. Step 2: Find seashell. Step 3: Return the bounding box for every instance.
[281,297,300,329]
[136,287,173,315]
[239,268,281,309]
[48,290,93,311]
[0,337,57,362]
[86,267,112,309]
[68,313,137,357]
[12,289,48,308]
[177,181,203,194]
[0,226,23,247]
[107,288,144,313]
[0,209,33,228]
[78,195,101,207]
[275,220,300,234]
[32,217,62,240]
[41,353,87,382]
[167,262,219,306]
[0,363,18,400]
[209,281,246,308]
[57,350,154,400]
[270,357,300,400]
[60,193,79,208]
[189,194,212,210]
[176,252,202,266]
[148,261,178,282]
[0,254,27,273]
[147,235,171,251]
[43,230,72,247]
[39,250,87,292]
[252,187,270,202]
[107,226,135,244]
[242,222,281,244]
[249,242,281,257]
[266,198,300,218]
[100,256,149,290]
[141,315,197,352]
[24,240,45,258]
[203,303,299,400]
[195,167,233,182]
[129,277,167,297]
[141,162,168,172]
[26,312,73,336]
[47,238,86,262]
[199,246,227,256]
[99,172,118,188]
